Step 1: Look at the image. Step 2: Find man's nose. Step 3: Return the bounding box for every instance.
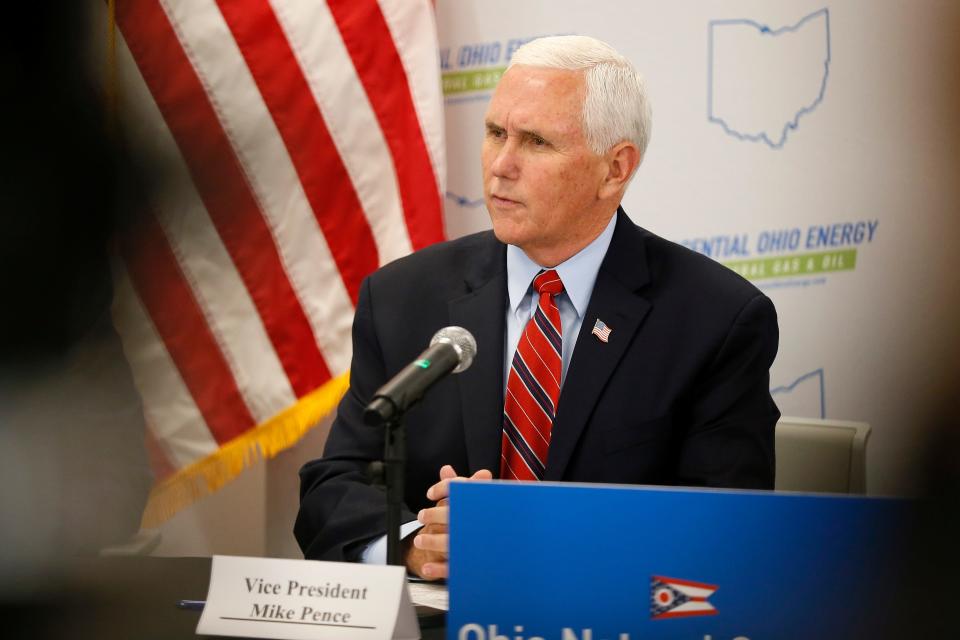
[490,139,520,180]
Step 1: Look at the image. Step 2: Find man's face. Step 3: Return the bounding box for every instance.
[481,65,609,265]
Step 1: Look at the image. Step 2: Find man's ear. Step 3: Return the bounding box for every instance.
[597,141,640,199]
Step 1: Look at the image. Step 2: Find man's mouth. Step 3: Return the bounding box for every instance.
[490,194,521,207]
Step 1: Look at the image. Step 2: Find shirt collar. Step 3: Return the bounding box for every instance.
[506,213,618,318]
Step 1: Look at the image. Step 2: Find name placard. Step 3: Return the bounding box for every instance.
[197,555,418,640]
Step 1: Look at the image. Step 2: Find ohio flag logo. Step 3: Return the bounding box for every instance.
[650,575,718,619]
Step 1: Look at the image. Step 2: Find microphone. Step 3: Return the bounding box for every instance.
[363,326,477,426]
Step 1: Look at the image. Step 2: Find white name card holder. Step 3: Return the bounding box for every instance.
[197,555,418,640]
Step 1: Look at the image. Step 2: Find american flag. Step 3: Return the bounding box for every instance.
[591,318,612,343]
[109,0,445,527]
[650,575,718,619]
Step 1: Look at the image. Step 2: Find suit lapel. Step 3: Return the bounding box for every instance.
[449,235,507,474]
[544,211,652,480]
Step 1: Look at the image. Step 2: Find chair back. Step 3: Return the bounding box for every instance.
[775,417,871,493]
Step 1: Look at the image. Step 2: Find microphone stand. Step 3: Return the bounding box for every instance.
[364,331,475,567]
[383,413,405,567]
[366,396,407,567]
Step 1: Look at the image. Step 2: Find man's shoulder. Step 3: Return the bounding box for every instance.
[368,229,504,290]
[611,216,769,322]
[641,227,762,301]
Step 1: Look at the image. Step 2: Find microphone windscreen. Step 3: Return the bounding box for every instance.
[430,326,477,373]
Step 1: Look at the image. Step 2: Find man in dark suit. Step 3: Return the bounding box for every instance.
[295,36,779,579]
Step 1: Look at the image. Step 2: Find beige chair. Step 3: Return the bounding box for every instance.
[775,417,871,494]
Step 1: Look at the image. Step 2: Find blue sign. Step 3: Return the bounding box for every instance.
[448,482,913,640]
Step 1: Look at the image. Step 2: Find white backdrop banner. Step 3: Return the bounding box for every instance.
[436,1,960,494]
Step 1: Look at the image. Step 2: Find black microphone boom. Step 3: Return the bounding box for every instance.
[363,326,476,425]
[363,342,458,425]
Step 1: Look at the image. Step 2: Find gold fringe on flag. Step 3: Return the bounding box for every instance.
[140,371,350,529]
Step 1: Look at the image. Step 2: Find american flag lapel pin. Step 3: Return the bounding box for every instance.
[591,318,612,343]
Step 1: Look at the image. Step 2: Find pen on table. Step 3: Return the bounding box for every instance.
[176,599,206,611]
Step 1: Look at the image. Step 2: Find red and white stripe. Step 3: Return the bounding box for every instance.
[501,270,564,481]
[109,0,445,505]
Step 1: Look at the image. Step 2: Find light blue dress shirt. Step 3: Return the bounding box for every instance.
[361,214,618,565]
[504,213,617,393]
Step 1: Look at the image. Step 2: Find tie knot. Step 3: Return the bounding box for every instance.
[533,269,564,296]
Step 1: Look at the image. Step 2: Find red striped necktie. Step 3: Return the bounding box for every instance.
[501,269,564,481]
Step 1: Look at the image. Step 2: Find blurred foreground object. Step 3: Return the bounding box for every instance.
[1,1,151,590]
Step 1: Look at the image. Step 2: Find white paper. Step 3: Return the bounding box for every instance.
[408,582,449,612]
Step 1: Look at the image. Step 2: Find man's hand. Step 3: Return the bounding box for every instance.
[404,464,493,580]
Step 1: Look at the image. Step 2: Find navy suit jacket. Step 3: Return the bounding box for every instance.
[295,210,780,561]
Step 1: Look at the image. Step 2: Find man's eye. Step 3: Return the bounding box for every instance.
[527,135,548,147]
[488,128,505,139]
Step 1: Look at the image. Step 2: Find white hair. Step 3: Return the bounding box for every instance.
[508,35,652,159]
